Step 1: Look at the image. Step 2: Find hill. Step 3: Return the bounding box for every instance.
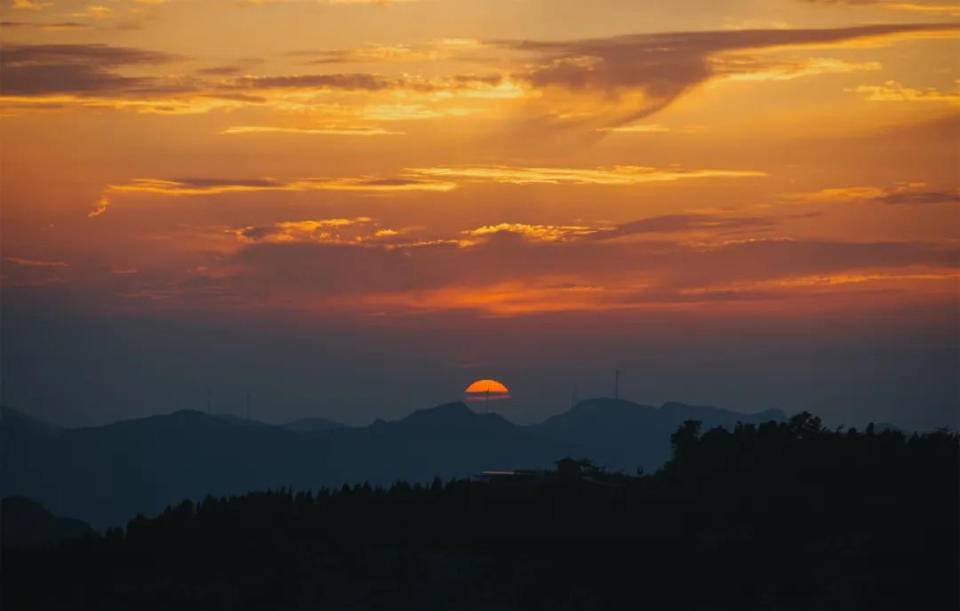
[4,416,956,610]
[0,399,784,528]
[1,496,95,549]
[282,416,347,433]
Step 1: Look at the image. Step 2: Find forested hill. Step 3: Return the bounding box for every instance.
[5,414,957,610]
[0,399,784,528]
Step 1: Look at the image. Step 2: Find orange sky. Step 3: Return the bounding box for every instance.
[1,0,958,427]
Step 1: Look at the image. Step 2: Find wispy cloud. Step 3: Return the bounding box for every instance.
[0,43,182,96]
[848,79,960,103]
[10,0,51,10]
[497,23,960,127]
[0,20,90,30]
[234,217,380,243]
[293,39,482,65]
[3,256,69,267]
[221,125,404,136]
[462,223,597,243]
[798,0,960,16]
[787,182,960,205]
[90,165,766,215]
[409,165,767,185]
[596,123,672,134]
[105,175,455,195]
[90,175,456,215]
[5,24,956,129]
[223,233,960,315]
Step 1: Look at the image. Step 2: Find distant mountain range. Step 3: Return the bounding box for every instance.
[0,399,784,528]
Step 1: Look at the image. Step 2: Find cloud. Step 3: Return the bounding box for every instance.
[0,43,181,96]
[10,0,51,9]
[463,223,597,243]
[848,79,960,103]
[497,23,960,126]
[228,72,401,91]
[91,165,766,215]
[788,182,960,205]
[221,125,404,136]
[461,213,795,245]
[70,4,113,19]
[714,56,881,81]
[88,196,111,218]
[293,39,482,65]
[222,72,506,95]
[242,0,420,4]
[409,165,767,185]
[90,175,456,214]
[3,256,69,267]
[587,214,777,239]
[221,233,960,315]
[234,217,379,243]
[109,175,456,194]
[884,3,960,15]
[8,24,952,127]
[0,20,89,30]
[596,123,672,134]
[195,58,264,76]
[797,0,960,15]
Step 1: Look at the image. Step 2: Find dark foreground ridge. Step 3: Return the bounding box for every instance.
[4,414,957,611]
[0,399,785,528]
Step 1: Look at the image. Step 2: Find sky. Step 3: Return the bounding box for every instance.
[1,0,958,429]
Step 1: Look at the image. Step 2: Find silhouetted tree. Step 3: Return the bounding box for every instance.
[4,416,956,610]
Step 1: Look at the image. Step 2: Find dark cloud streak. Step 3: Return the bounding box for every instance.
[0,43,182,96]
[497,23,960,125]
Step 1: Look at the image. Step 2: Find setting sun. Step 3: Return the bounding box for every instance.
[464,379,511,400]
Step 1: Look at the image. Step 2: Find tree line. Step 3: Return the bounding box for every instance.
[4,413,957,610]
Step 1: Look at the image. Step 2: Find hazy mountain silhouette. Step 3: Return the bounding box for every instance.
[0,398,784,528]
[309,402,573,487]
[282,415,347,433]
[1,496,94,549]
[532,398,785,472]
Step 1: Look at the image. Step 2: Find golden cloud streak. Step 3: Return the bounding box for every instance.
[885,3,960,16]
[410,165,767,185]
[222,125,405,136]
[785,182,960,204]
[4,256,69,267]
[463,223,597,243]
[349,268,959,316]
[596,123,672,133]
[682,269,960,295]
[0,94,248,116]
[233,217,381,243]
[353,281,626,316]
[89,176,455,215]
[105,177,455,197]
[91,164,766,216]
[848,80,960,104]
[715,57,882,82]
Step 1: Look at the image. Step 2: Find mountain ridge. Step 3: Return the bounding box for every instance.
[1,398,786,528]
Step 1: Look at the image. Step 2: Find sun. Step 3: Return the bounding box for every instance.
[464,378,510,401]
